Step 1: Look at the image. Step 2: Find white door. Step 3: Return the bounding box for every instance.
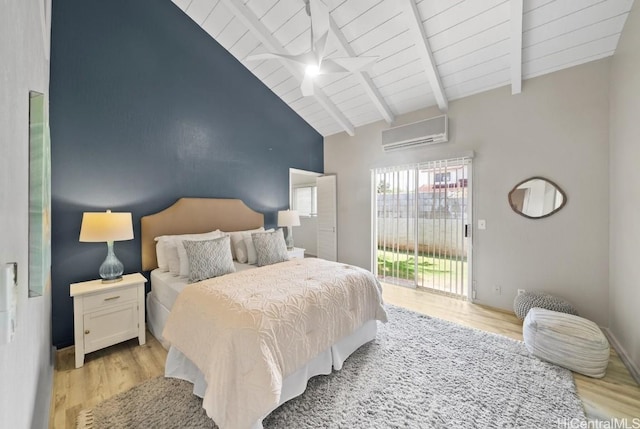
[317,175,337,261]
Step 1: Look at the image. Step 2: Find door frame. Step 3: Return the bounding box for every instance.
[288,168,322,256]
[371,157,474,301]
[289,168,322,209]
[466,161,474,302]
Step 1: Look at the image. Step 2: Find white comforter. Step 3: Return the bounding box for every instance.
[163,258,387,429]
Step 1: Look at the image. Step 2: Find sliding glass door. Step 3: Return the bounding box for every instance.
[373,157,472,298]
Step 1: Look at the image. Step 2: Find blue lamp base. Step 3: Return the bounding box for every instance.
[100,241,124,283]
[285,227,294,250]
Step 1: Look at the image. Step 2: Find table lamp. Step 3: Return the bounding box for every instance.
[277,209,300,250]
[79,210,133,283]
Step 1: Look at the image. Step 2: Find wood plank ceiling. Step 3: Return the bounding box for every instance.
[173,0,634,137]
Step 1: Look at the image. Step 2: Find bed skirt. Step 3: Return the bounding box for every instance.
[146,291,172,349]
[165,319,378,429]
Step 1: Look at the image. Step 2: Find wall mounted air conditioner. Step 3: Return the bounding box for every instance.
[381,115,448,151]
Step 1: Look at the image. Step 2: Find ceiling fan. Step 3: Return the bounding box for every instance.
[246,0,378,96]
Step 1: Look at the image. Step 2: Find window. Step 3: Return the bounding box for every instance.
[434,172,451,183]
[293,186,317,216]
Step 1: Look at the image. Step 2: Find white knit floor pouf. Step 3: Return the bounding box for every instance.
[514,291,578,320]
[523,308,609,378]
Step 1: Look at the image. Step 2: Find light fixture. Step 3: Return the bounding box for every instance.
[79,210,133,283]
[305,64,320,77]
[277,210,301,250]
[245,0,378,97]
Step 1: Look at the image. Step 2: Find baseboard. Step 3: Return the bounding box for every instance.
[602,328,640,384]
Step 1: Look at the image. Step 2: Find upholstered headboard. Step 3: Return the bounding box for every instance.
[140,198,264,271]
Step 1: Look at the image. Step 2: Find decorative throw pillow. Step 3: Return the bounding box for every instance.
[252,229,289,267]
[156,231,222,276]
[182,236,235,283]
[243,228,275,265]
[175,230,225,277]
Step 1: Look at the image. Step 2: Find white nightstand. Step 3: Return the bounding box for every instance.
[70,273,147,368]
[288,247,305,260]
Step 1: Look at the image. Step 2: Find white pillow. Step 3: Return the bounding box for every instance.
[155,241,169,272]
[155,236,177,273]
[176,230,225,277]
[227,232,239,260]
[166,241,180,276]
[228,227,264,263]
[243,228,274,265]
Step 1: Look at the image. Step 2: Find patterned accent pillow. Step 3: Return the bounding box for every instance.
[156,230,222,277]
[176,230,226,278]
[252,229,289,267]
[182,235,235,283]
[243,228,275,265]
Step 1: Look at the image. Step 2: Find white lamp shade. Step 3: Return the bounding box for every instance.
[79,211,134,242]
[277,210,300,227]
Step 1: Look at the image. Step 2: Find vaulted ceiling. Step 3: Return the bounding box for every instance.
[172,0,634,136]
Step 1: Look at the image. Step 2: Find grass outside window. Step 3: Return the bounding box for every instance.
[377,249,468,293]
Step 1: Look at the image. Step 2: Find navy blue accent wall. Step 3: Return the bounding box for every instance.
[50,0,323,347]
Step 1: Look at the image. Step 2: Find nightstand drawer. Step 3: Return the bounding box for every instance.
[83,286,138,311]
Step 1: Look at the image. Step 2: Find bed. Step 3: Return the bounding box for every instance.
[141,198,387,429]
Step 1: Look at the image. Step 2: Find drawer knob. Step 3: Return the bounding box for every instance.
[104,295,120,301]
[84,330,90,335]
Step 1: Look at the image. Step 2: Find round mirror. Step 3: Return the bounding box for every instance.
[508,177,567,219]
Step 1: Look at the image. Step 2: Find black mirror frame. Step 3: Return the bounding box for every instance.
[508,176,567,220]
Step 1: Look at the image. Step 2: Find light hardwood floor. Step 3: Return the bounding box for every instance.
[50,333,168,429]
[50,283,640,428]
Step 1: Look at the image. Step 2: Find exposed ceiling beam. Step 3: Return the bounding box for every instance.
[220,0,355,136]
[402,0,448,112]
[328,18,394,124]
[510,0,523,95]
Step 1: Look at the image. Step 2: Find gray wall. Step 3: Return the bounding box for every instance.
[49,0,323,348]
[609,2,640,379]
[0,1,53,428]
[325,59,610,326]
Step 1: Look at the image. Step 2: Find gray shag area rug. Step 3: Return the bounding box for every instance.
[78,306,586,428]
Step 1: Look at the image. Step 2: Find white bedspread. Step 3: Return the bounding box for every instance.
[163,258,387,429]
